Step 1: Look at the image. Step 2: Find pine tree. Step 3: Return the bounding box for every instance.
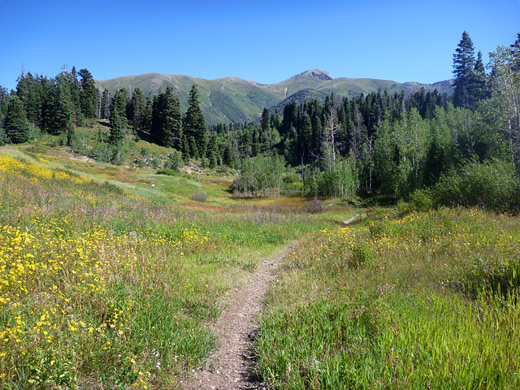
[69,66,81,118]
[206,132,219,163]
[183,84,208,156]
[79,68,97,118]
[470,51,489,102]
[101,89,111,119]
[109,89,127,145]
[270,109,281,130]
[16,72,42,126]
[142,93,153,133]
[511,33,520,73]
[453,31,476,109]
[5,95,29,143]
[43,74,74,135]
[126,87,145,134]
[151,87,182,148]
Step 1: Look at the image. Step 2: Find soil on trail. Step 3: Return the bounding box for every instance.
[184,243,297,390]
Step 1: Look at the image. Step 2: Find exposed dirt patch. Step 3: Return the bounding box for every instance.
[184,243,298,390]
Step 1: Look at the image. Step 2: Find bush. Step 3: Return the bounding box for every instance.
[232,155,286,198]
[149,152,162,168]
[410,188,434,211]
[433,158,520,213]
[156,168,177,176]
[306,196,324,214]
[304,156,359,198]
[190,192,208,202]
[164,150,184,172]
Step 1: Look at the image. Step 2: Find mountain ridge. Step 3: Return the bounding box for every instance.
[96,70,453,125]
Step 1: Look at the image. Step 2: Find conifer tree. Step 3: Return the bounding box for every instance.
[151,87,182,148]
[183,84,208,156]
[511,33,520,72]
[101,89,111,119]
[79,68,97,118]
[470,51,489,102]
[16,72,42,126]
[5,95,29,143]
[127,88,146,134]
[44,74,74,135]
[142,93,153,133]
[453,31,476,109]
[109,89,127,146]
[69,66,81,117]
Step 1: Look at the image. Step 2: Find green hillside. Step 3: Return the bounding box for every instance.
[96,69,453,125]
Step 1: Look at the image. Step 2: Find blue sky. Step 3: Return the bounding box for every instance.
[1,0,519,90]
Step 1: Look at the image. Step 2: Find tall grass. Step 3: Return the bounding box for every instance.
[257,208,520,389]
[0,150,333,389]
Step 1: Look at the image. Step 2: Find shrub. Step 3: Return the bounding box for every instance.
[156,168,176,176]
[164,150,184,172]
[410,188,434,211]
[434,158,520,212]
[306,196,324,214]
[191,192,208,202]
[232,155,286,198]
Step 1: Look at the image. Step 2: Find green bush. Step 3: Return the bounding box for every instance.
[434,158,520,212]
[156,168,177,176]
[232,155,286,198]
[410,188,434,211]
[164,150,184,172]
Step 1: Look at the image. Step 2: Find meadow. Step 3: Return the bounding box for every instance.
[257,208,520,389]
[0,146,344,389]
[1,139,519,389]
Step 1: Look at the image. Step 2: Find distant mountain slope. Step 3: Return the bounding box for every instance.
[96,69,453,125]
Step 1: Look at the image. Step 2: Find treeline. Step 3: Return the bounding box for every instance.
[0,67,98,144]
[224,31,520,209]
[1,31,519,210]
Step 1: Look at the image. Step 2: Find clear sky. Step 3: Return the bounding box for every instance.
[1,0,519,91]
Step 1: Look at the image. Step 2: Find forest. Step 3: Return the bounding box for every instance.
[1,32,519,212]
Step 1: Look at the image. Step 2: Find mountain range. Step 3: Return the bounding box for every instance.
[96,69,453,125]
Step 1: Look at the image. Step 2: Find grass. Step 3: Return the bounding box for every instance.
[257,208,520,389]
[5,138,515,389]
[0,147,345,389]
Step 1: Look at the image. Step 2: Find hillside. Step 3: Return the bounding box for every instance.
[96,69,453,125]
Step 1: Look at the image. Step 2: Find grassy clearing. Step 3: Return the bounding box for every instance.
[257,208,520,389]
[0,148,344,389]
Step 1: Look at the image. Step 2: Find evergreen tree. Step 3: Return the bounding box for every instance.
[151,87,182,148]
[79,68,97,118]
[109,89,128,145]
[5,95,29,143]
[183,84,208,156]
[142,93,153,133]
[453,31,476,109]
[0,86,9,129]
[511,33,520,73]
[270,109,281,130]
[470,51,489,102]
[69,66,81,118]
[206,132,219,166]
[46,74,74,134]
[111,88,129,128]
[109,111,124,146]
[16,72,42,126]
[126,88,146,135]
[101,89,111,119]
[223,143,235,167]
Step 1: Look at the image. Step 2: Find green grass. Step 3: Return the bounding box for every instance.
[257,208,520,389]
[0,146,343,389]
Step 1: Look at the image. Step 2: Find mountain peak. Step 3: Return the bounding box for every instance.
[295,69,334,81]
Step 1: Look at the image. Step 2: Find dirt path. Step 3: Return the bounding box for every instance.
[184,242,297,390]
